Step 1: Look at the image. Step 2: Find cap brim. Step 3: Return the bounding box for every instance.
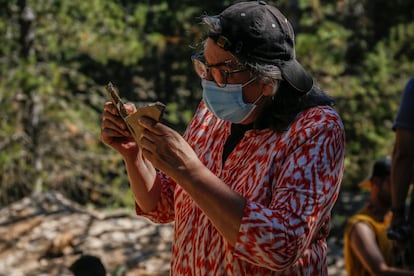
[359,179,372,191]
[280,59,313,94]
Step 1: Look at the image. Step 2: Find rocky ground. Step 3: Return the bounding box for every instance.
[0,190,366,275]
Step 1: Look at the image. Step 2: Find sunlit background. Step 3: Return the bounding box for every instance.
[0,0,413,274]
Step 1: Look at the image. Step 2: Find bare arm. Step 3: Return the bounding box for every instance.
[123,151,162,212]
[101,102,161,212]
[174,163,246,246]
[350,222,414,275]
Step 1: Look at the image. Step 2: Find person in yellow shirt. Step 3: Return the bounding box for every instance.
[344,157,414,276]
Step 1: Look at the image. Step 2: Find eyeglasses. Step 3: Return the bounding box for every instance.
[191,53,248,88]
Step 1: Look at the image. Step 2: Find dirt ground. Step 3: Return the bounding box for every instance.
[0,190,366,275]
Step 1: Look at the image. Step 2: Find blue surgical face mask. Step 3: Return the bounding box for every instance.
[202,78,259,123]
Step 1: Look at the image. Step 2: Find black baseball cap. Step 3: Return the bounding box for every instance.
[371,157,391,179]
[359,157,391,190]
[208,1,313,94]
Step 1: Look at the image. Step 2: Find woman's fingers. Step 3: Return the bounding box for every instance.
[101,103,133,144]
[138,116,168,136]
[139,133,157,153]
[104,101,119,115]
[124,102,137,114]
[104,101,136,116]
[103,108,128,131]
[101,123,129,138]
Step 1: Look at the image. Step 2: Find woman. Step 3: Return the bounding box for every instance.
[101,2,345,275]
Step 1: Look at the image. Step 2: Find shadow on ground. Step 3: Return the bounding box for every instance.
[0,190,368,275]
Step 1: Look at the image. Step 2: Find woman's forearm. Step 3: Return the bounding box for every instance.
[176,164,246,246]
[124,154,161,212]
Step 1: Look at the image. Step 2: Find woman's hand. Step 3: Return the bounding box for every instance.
[102,103,161,210]
[138,117,203,181]
[101,101,138,160]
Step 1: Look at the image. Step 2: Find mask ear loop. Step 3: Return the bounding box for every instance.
[253,93,264,106]
[241,76,261,106]
[241,76,257,88]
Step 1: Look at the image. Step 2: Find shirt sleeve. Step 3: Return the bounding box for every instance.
[393,77,414,133]
[233,110,345,270]
[135,172,176,224]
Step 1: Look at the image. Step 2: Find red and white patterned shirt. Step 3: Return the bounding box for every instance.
[136,101,345,275]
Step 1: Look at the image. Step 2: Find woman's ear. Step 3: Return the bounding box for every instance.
[260,79,279,97]
[262,84,274,97]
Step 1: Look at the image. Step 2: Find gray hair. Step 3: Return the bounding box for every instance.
[245,62,282,95]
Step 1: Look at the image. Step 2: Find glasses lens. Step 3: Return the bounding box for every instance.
[191,53,229,87]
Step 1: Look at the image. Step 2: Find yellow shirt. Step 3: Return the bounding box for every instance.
[344,205,394,276]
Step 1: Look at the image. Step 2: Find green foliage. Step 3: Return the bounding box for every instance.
[334,20,414,188]
[296,21,351,77]
[0,0,414,206]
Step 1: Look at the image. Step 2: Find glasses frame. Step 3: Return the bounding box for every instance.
[191,53,248,88]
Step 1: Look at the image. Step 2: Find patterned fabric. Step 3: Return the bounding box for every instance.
[344,206,394,276]
[136,100,345,275]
